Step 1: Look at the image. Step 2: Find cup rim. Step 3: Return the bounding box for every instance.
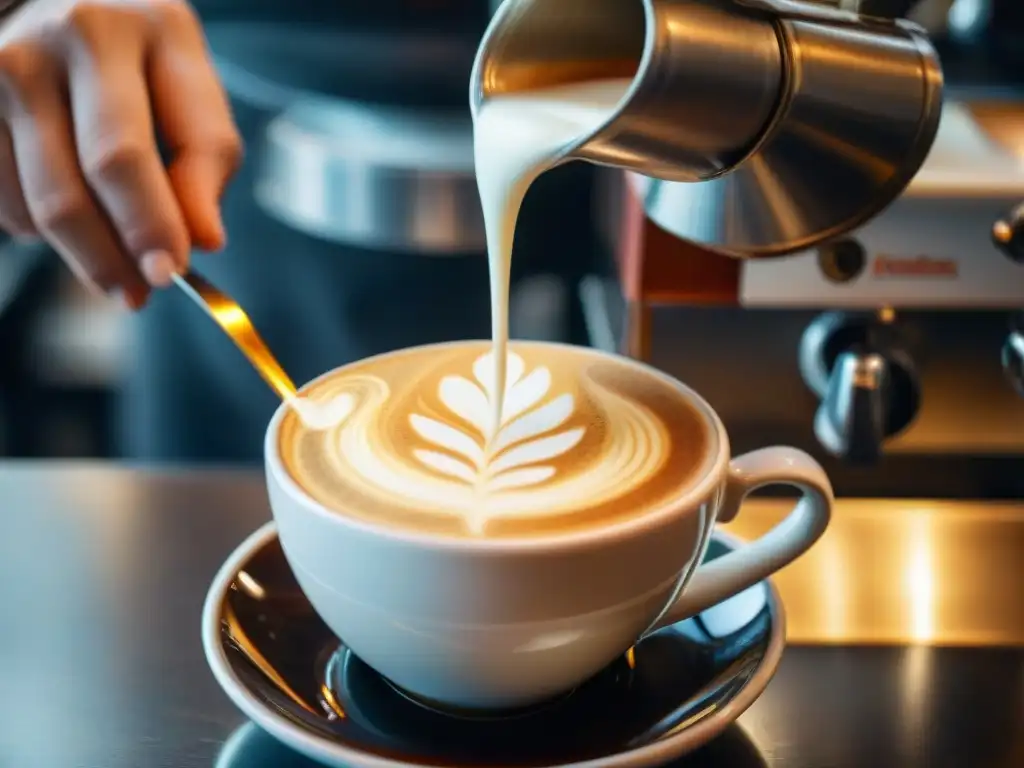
[265,340,729,555]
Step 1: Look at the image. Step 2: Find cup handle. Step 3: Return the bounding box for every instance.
[651,446,833,631]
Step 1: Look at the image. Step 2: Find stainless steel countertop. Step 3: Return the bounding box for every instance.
[723,499,1024,647]
[0,463,1021,767]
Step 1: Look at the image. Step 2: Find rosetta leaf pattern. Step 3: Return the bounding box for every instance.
[409,351,584,493]
[412,450,476,483]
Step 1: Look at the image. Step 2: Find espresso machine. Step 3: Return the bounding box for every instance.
[470,0,1024,497]
[607,0,1024,497]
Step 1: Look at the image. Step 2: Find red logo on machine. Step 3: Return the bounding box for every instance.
[872,254,959,278]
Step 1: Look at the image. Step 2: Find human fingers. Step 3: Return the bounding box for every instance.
[0,119,36,237]
[64,3,191,287]
[146,1,242,251]
[1,46,149,306]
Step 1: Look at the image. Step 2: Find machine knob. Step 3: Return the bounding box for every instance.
[1004,314,1024,397]
[993,203,1024,264]
[814,352,889,465]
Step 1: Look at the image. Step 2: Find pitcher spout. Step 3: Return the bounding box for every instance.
[471,0,784,183]
[471,0,944,258]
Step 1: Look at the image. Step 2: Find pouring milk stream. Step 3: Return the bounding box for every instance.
[288,77,633,436]
[472,79,633,438]
[283,0,943,435]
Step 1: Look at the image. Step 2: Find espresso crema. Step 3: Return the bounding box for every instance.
[280,342,711,539]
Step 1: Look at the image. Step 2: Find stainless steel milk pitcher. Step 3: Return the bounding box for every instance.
[470,0,944,258]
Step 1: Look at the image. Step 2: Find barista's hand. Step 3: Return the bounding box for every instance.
[0,0,243,308]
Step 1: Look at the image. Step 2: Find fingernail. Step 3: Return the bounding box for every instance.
[107,288,135,311]
[140,250,179,287]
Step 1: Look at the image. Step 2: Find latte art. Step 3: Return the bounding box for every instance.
[287,393,355,431]
[410,350,585,499]
[280,342,712,539]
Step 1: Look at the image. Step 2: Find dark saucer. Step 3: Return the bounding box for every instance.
[216,720,769,768]
[204,523,785,768]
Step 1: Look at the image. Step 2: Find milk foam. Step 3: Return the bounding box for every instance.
[279,343,709,537]
[471,79,633,437]
[286,394,355,431]
[410,350,584,489]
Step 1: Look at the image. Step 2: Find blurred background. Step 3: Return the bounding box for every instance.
[0,0,1022,500]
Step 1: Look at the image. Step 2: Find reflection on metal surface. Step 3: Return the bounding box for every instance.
[905,514,935,642]
[472,0,943,258]
[256,101,484,254]
[224,604,318,715]
[320,682,346,721]
[967,101,1024,160]
[993,201,1024,266]
[897,644,935,759]
[723,499,1024,646]
[236,571,266,601]
[173,271,297,401]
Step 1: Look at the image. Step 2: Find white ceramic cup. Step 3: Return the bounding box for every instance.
[265,343,833,711]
